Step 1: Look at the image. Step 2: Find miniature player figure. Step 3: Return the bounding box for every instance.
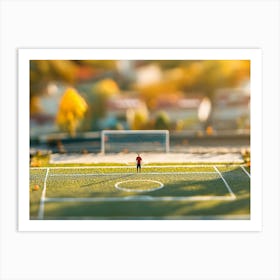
[136,154,142,173]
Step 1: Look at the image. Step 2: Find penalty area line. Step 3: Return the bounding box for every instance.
[38,168,50,220]
[31,164,243,170]
[240,166,251,178]
[47,171,216,177]
[45,195,236,203]
[214,166,236,199]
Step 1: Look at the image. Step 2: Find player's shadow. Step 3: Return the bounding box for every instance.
[80,173,134,188]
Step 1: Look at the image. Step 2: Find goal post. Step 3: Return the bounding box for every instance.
[101,130,170,154]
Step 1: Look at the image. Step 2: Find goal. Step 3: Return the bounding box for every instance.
[101,130,170,153]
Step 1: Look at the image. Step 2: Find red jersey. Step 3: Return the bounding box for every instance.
[136,156,142,164]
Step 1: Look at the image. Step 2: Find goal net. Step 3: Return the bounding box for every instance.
[101,130,170,153]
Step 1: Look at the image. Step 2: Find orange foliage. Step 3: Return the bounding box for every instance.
[56,87,88,136]
[137,60,250,106]
[30,96,42,115]
[93,79,120,97]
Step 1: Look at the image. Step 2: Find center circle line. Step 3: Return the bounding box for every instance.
[115,179,164,193]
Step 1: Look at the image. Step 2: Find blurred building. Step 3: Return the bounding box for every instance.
[152,94,207,130]
[30,85,64,138]
[98,94,147,129]
[211,88,250,130]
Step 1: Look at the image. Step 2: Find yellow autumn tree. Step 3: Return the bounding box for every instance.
[30,96,42,115]
[92,78,120,97]
[56,87,88,137]
[127,106,149,130]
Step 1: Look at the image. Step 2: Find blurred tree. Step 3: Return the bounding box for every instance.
[127,107,149,130]
[137,81,179,109]
[175,119,184,131]
[88,79,120,129]
[93,78,120,97]
[182,60,250,98]
[75,60,117,70]
[114,122,124,130]
[30,60,79,97]
[154,111,170,130]
[56,87,88,137]
[143,60,196,70]
[30,96,43,115]
[132,111,148,130]
[30,60,117,98]
[137,60,250,106]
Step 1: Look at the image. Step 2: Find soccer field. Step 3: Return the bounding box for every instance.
[30,164,250,220]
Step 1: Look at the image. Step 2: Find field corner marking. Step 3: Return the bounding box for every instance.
[240,165,251,178]
[38,167,50,220]
[213,166,236,199]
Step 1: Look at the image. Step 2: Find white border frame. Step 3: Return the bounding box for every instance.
[18,48,262,231]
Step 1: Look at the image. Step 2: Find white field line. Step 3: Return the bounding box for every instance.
[44,172,216,177]
[39,214,250,220]
[115,180,164,193]
[38,168,50,220]
[240,166,251,178]
[213,166,236,199]
[45,195,235,203]
[31,164,243,170]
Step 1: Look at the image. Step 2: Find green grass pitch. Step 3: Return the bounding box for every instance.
[30,165,250,220]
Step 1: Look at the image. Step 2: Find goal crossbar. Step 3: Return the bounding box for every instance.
[101,130,170,153]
